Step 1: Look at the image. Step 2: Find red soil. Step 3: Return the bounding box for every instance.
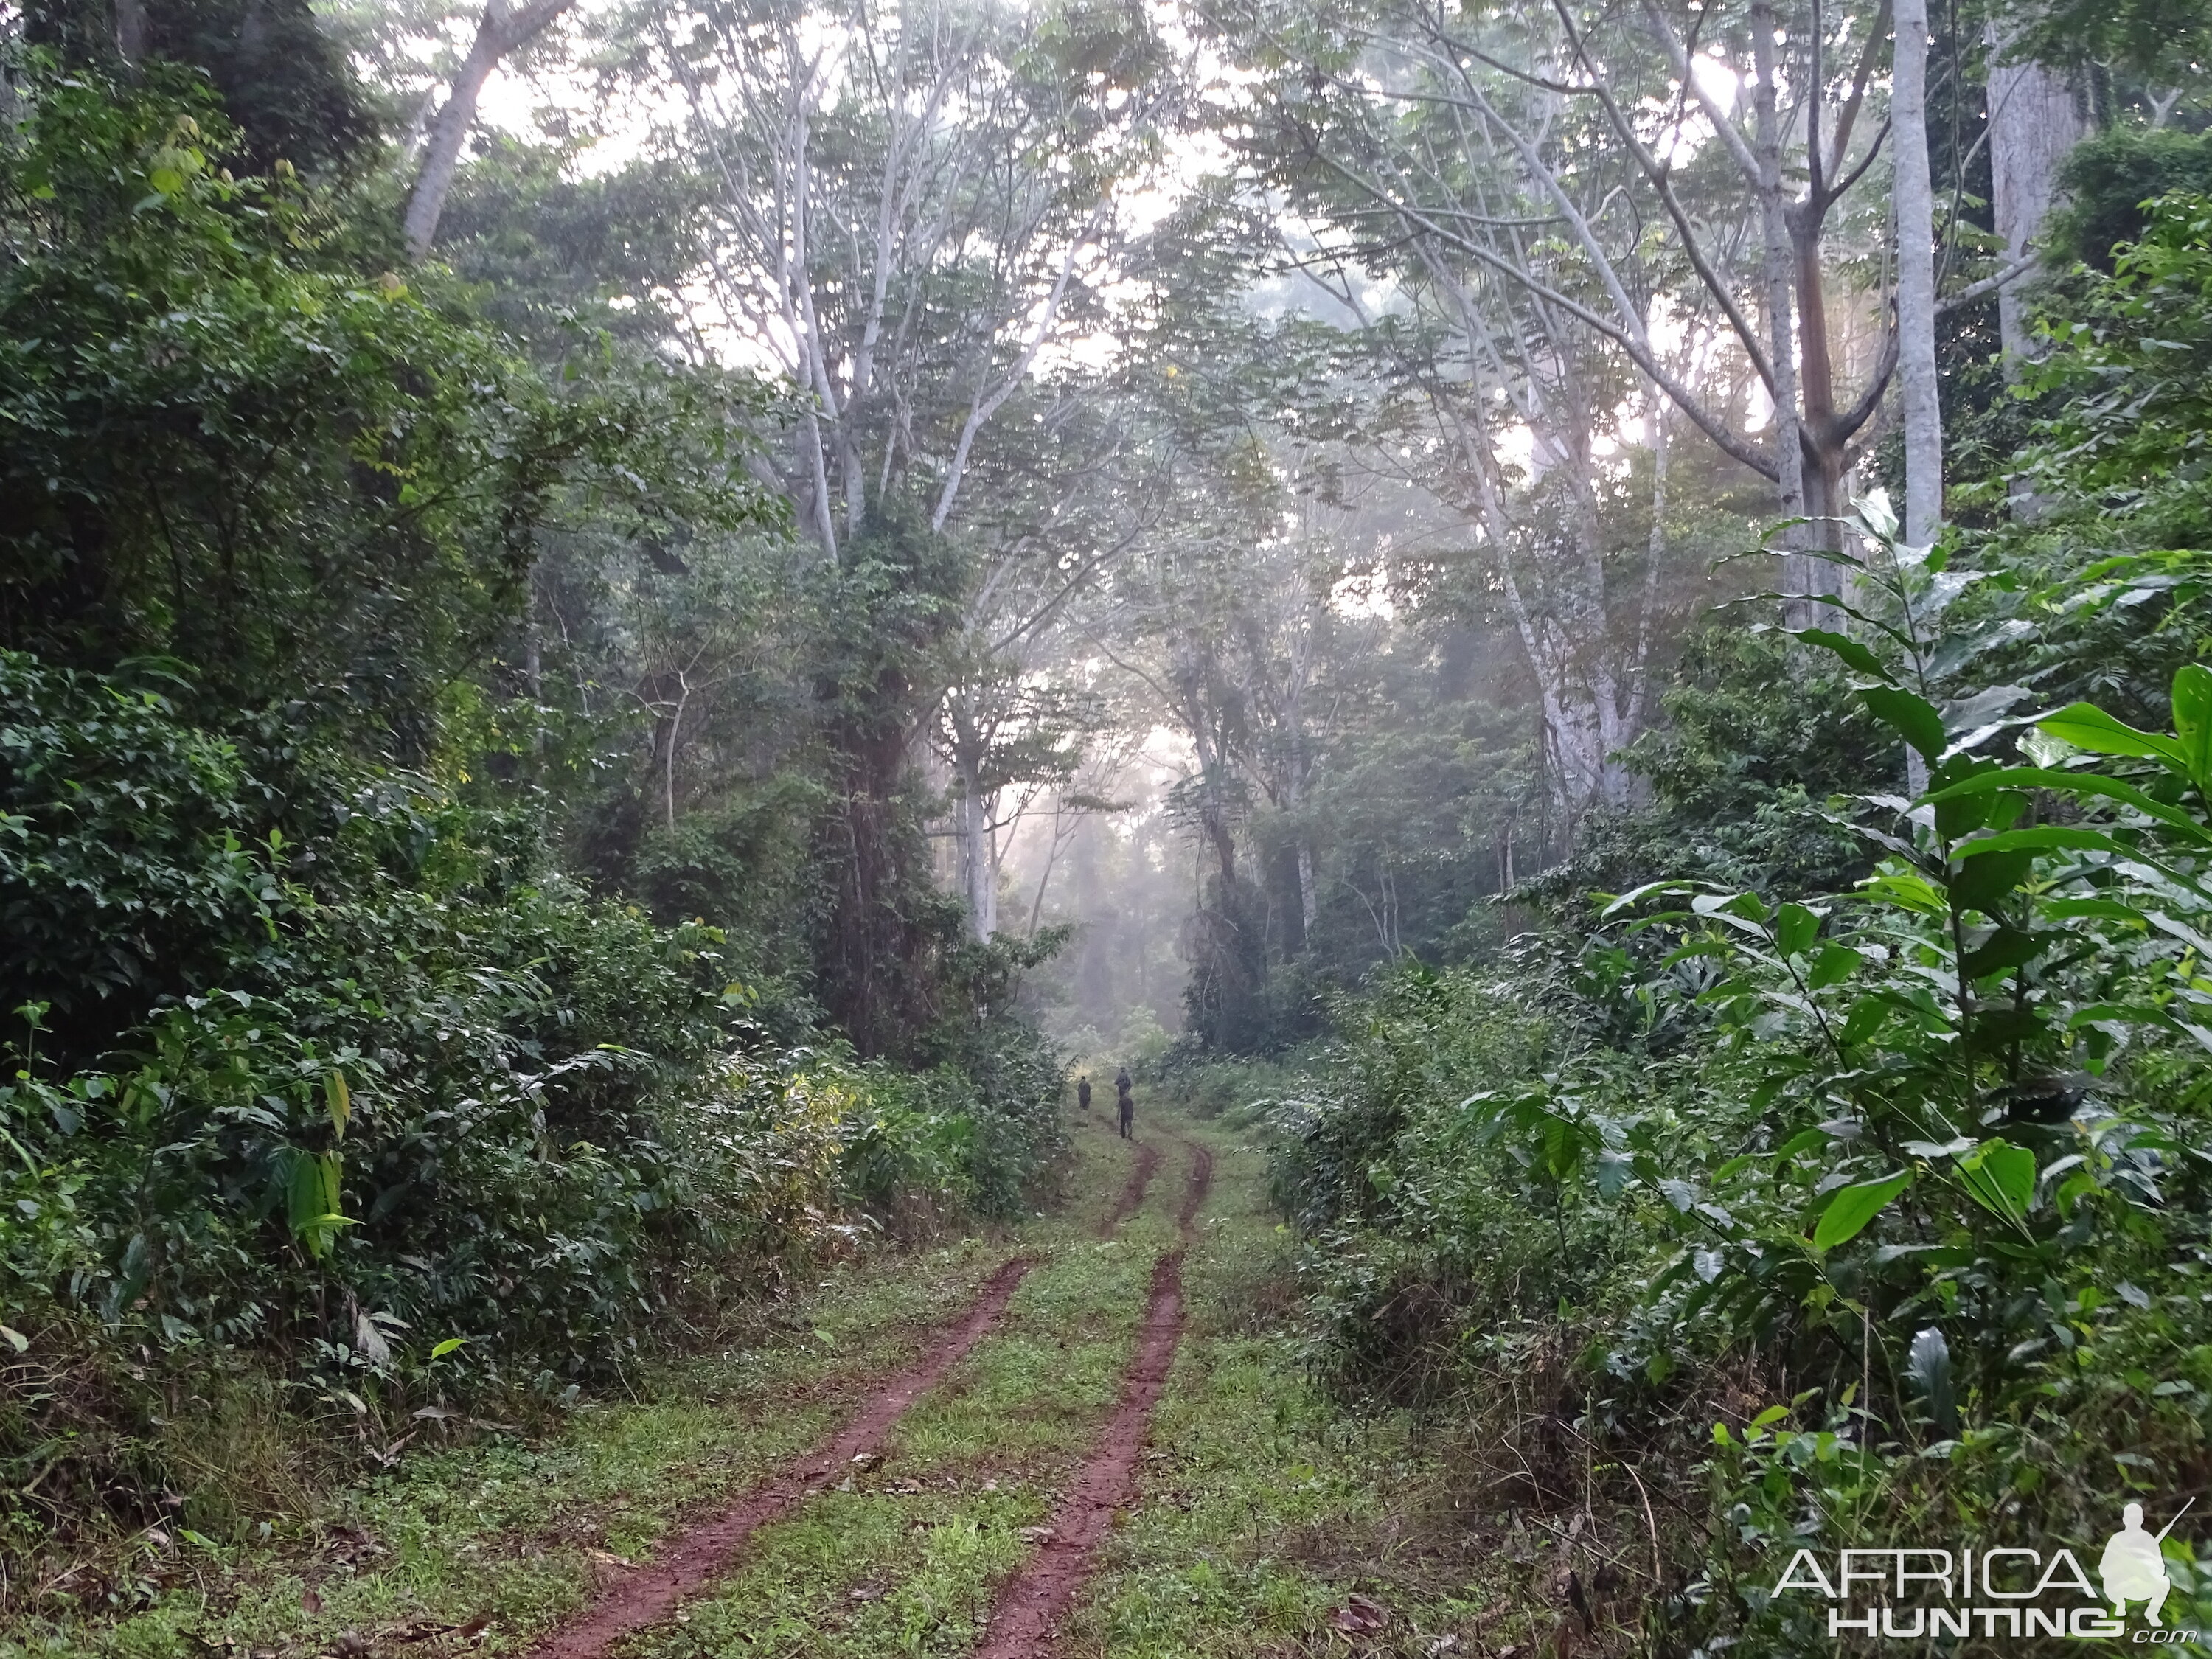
[518,1255,1034,1659]
[1102,1137,1164,1236]
[971,1136,1215,1658]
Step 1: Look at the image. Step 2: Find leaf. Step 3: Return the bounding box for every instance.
[1773,1127,1829,1165]
[1839,995,1891,1047]
[1947,848,2034,915]
[1958,1139,2037,1225]
[0,1324,27,1353]
[1812,1172,1912,1251]
[1856,487,1899,542]
[1961,928,2043,979]
[2036,702,2188,770]
[1807,944,1863,990]
[285,1151,346,1259]
[430,1337,466,1360]
[1905,1326,1957,1436]
[1860,869,1948,916]
[1952,825,2121,858]
[1788,627,1894,684]
[1926,767,2212,844]
[325,1071,350,1141]
[1862,686,1947,761]
[2174,663,2212,789]
[1773,902,1820,958]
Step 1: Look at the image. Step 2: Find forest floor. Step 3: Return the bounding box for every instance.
[6,1094,1571,1659]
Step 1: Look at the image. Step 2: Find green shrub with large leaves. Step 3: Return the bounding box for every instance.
[1272,192,2212,1644]
[0,60,1067,1576]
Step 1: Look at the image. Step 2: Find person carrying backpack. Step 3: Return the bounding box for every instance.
[1115,1066,1133,1139]
[1077,1074,1091,1112]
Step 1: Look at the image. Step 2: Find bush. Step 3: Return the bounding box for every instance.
[1272,484,2212,1649]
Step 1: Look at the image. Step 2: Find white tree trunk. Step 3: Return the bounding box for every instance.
[1750,0,1810,609]
[403,0,576,262]
[1893,0,1944,549]
[1986,41,2084,366]
[956,759,996,940]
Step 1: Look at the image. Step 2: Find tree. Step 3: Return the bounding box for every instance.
[1227,0,2041,600]
[400,0,579,260]
[1894,0,1942,546]
[611,0,1183,1036]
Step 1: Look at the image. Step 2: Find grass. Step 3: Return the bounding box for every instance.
[618,1130,1177,1659]
[4,1088,1582,1659]
[0,1127,1148,1658]
[1063,1109,1540,1659]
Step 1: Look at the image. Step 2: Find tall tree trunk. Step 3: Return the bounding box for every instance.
[957,758,997,941]
[1986,41,2084,369]
[1751,0,1811,613]
[112,0,146,63]
[403,0,575,262]
[1894,0,1944,549]
[1791,219,1848,547]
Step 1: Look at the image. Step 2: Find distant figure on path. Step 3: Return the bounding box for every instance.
[1077,1074,1091,1112]
[1115,1066,1133,1139]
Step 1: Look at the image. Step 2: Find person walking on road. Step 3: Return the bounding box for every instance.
[1077,1074,1091,1113]
[1115,1066,1133,1139]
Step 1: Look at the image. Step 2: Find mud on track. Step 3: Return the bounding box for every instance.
[971,1137,1214,1659]
[1102,1137,1164,1236]
[518,1256,1034,1659]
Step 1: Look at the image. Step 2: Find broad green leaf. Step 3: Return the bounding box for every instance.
[325,1071,351,1141]
[1947,848,2034,915]
[1863,687,1947,761]
[1812,1172,1912,1251]
[1861,869,1948,916]
[1790,627,1895,684]
[1925,767,2212,843]
[1774,1127,1829,1165]
[1807,944,1863,989]
[1958,1139,2036,1225]
[1774,902,1820,957]
[1600,879,1694,919]
[1961,928,2042,979]
[285,1151,347,1259]
[1839,995,1892,1046]
[430,1337,467,1359]
[1953,825,2121,857]
[2036,702,2188,770]
[2174,663,2212,788]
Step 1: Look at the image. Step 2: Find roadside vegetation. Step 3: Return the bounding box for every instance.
[1249,201,2212,1652]
[8,0,2212,1646]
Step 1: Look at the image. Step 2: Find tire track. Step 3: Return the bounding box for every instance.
[521,1255,1034,1659]
[971,1135,1214,1659]
[1101,1137,1163,1237]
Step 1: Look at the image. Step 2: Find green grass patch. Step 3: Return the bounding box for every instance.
[1064,1113,1529,1659]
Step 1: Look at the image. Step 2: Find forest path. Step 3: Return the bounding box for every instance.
[29,1104,1534,1659]
[968,1134,1210,1656]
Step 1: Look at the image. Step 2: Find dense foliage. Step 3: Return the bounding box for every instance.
[1265,196,2212,1652]
[0,55,1065,1589]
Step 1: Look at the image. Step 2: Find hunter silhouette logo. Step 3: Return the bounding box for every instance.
[2101,1500,2193,1627]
